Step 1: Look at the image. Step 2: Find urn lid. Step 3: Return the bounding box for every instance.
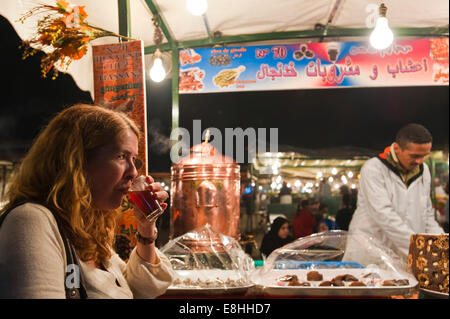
[178,141,236,165]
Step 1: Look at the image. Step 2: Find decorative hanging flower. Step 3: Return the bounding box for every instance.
[18,0,133,79]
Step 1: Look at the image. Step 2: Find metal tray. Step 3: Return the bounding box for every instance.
[166,269,253,296]
[420,288,449,299]
[253,269,418,297]
[165,285,254,296]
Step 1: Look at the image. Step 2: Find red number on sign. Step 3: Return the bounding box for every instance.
[272,46,287,59]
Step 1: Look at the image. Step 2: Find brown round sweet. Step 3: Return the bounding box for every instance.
[332,274,358,282]
[319,281,333,286]
[349,281,366,287]
[307,271,323,281]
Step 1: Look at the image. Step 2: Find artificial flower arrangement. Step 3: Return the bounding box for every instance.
[18,0,132,79]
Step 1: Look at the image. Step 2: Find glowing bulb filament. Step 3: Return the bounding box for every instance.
[186,0,207,16]
[150,57,166,82]
[370,4,394,50]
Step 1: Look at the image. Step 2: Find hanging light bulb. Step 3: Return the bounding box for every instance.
[150,49,166,82]
[186,0,208,16]
[370,3,394,50]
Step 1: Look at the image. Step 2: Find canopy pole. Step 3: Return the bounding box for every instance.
[202,14,213,41]
[117,0,131,40]
[171,47,179,130]
[144,0,174,43]
[144,27,449,54]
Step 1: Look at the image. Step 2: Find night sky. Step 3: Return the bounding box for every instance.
[1,15,448,173]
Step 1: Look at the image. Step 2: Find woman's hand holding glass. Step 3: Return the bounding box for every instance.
[128,175,168,238]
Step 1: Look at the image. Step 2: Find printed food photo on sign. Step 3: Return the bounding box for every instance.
[293,44,315,60]
[433,63,449,84]
[430,38,449,84]
[179,68,205,92]
[213,66,246,88]
[179,49,202,66]
[209,54,231,66]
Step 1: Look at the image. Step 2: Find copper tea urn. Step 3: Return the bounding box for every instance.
[170,141,241,240]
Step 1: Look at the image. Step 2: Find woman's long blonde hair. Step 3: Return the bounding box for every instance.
[1,104,140,266]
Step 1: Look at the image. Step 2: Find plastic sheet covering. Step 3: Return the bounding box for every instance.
[251,230,418,295]
[161,224,254,289]
[259,230,411,272]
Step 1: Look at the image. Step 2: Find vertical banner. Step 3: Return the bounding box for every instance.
[92,40,147,257]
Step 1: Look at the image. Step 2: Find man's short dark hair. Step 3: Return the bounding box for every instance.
[395,123,432,148]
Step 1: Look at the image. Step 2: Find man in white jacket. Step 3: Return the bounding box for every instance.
[348,123,444,262]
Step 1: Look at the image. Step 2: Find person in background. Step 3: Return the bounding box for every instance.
[279,181,292,196]
[311,201,326,232]
[292,199,316,239]
[348,123,444,260]
[309,198,320,218]
[260,217,294,258]
[350,188,358,211]
[317,218,338,233]
[335,194,355,231]
[0,104,174,298]
[340,185,357,211]
[434,178,446,196]
[318,179,331,199]
[279,181,293,204]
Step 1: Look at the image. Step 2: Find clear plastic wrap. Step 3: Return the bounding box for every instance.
[161,224,254,291]
[251,230,418,296]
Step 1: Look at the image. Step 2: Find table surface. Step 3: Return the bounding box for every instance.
[159,285,422,299]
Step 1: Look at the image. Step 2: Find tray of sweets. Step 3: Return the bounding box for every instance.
[254,268,418,297]
[165,269,253,296]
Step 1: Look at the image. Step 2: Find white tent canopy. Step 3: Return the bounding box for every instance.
[1,0,448,97]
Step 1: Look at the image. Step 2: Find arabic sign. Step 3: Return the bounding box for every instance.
[178,38,449,94]
[92,40,148,175]
[92,40,148,252]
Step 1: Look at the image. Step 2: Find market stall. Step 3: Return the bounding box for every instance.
[250,146,373,218]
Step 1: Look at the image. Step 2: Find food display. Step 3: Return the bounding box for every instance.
[161,225,254,295]
[306,270,323,281]
[172,272,248,288]
[179,68,205,92]
[408,234,449,295]
[252,231,418,297]
[258,268,414,296]
[213,66,246,88]
[430,38,449,60]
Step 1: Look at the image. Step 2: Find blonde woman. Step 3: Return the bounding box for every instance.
[0,104,174,298]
